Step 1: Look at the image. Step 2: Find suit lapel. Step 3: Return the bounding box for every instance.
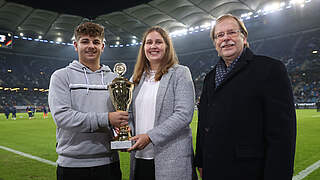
[154,66,175,124]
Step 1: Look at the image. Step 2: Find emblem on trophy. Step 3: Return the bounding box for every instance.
[108,63,134,149]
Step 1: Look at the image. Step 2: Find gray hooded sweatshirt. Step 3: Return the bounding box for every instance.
[48,60,118,167]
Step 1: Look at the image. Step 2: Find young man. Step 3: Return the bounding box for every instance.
[194,14,296,180]
[48,22,128,180]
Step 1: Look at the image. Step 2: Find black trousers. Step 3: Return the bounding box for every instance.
[134,158,155,180]
[57,162,121,180]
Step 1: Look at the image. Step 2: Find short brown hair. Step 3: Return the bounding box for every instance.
[74,22,105,41]
[211,14,249,48]
[132,26,179,84]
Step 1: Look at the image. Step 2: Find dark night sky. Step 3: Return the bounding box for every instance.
[6,0,152,19]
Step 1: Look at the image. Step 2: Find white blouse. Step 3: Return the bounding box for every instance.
[134,71,160,159]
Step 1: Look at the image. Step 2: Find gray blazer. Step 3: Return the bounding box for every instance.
[130,64,196,180]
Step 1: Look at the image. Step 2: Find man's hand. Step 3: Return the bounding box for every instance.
[108,111,128,128]
[127,134,151,152]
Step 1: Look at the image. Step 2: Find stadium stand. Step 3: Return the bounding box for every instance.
[0,0,319,110]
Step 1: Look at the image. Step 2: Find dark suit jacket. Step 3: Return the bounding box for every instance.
[194,48,296,180]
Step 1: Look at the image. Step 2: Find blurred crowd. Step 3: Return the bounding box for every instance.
[0,29,319,111]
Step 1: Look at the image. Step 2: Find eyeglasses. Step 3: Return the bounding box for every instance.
[214,30,242,39]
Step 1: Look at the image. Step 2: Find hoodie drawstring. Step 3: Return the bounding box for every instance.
[83,67,90,94]
[101,71,104,85]
[82,67,106,95]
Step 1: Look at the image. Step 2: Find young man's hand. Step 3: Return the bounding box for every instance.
[108,111,128,128]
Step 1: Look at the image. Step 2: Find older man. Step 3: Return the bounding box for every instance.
[194,14,296,180]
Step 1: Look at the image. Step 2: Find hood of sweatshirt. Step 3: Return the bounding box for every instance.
[68,60,112,73]
[67,60,116,94]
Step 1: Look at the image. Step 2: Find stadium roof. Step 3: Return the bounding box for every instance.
[0,0,271,45]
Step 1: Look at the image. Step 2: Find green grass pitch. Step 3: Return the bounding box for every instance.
[0,109,319,180]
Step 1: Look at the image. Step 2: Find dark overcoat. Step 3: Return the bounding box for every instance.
[194,48,296,180]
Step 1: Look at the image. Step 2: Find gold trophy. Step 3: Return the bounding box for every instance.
[108,63,134,149]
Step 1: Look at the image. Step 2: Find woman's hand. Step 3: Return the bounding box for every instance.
[127,134,151,152]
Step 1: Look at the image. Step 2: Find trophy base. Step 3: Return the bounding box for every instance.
[111,140,133,150]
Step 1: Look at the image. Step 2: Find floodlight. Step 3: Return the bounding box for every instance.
[290,0,305,5]
[264,2,281,13]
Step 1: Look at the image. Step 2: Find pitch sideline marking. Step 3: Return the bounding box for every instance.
[293,159,320,180]
[0,145,56,166]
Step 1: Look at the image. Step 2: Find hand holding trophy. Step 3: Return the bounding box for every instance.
[108,63,134,150]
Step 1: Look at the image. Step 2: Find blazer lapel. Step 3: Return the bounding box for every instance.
[132,74,146,128]
[154,66,175,124]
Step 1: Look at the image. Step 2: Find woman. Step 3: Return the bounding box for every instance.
[128,26,196,180]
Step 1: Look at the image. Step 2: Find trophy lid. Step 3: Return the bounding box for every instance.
[114,63,126,77]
